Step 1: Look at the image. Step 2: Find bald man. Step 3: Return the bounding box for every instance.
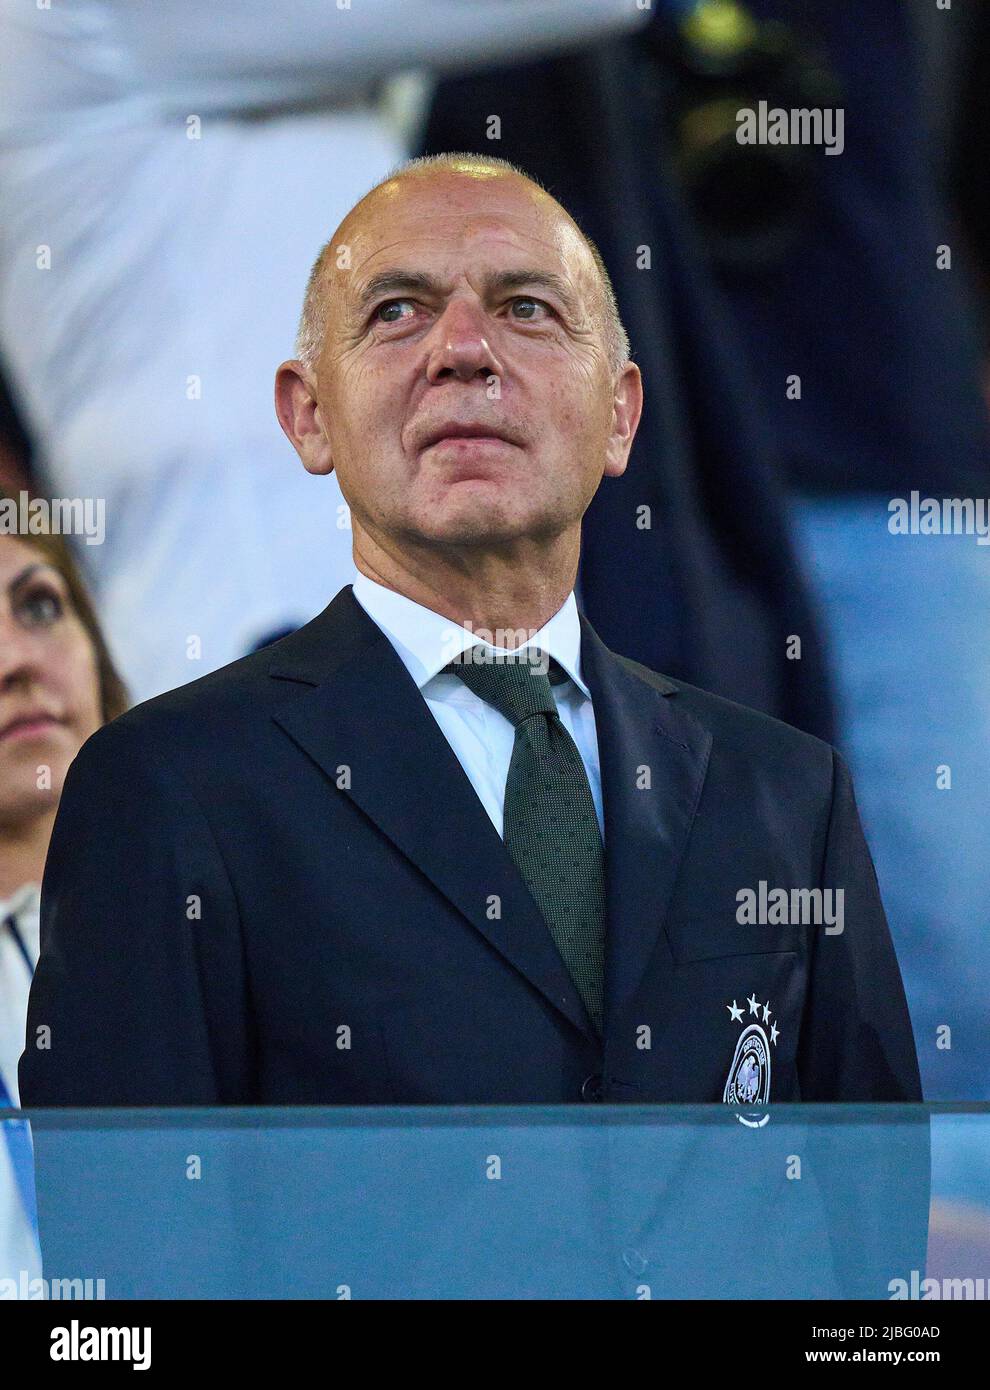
[20,155,921,1108]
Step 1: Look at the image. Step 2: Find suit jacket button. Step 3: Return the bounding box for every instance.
[581,1073,604,1102]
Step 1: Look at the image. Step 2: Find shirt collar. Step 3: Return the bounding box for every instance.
[351,572,591,698]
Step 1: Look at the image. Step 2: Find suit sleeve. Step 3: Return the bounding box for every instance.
[18,718,252,1106]
[796,747,923,1101]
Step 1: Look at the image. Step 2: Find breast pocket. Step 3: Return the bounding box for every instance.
[665,919,809,965]
[659,922,809,1101]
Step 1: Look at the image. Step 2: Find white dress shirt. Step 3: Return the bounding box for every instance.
[0,884,42,1290]
[351,573,604,842]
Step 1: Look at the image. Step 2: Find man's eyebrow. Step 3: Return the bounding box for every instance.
[355,271,442,314]
[353,267,581,316]
[487,269,581,315]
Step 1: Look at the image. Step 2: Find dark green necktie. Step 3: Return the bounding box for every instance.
[445,648,606,1035]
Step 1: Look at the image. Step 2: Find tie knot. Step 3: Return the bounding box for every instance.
[445,648,563,727]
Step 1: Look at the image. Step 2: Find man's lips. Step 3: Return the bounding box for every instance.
[419,423,521,451]
[425,435,515,450]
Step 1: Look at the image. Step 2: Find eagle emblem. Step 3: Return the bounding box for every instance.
[723,994,778,1118]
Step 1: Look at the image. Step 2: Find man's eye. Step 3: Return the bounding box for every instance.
[375,299,416,324]
[510,297,551,321]
[17,588,64,628]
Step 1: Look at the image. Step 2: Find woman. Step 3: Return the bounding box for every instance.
[0,519,128,1288]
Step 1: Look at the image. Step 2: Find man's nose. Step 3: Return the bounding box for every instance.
[425,299,504,384]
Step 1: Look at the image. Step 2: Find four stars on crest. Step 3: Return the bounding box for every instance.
[726,995,780,1045]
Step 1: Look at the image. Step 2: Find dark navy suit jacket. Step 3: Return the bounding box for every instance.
[20,586,920,1107]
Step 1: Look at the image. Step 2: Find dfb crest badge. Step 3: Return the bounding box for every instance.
[724,994,779,1120]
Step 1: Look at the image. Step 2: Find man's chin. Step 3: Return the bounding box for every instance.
[407,496,539,548]
[420,519,528,548]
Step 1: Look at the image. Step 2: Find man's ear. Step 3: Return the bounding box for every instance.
[603,361,643,479]
[274,361,334,476]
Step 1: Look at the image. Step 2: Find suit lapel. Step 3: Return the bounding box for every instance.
[268,587,597,1041]
[267,587,713,1046]
[579,617,713,1034]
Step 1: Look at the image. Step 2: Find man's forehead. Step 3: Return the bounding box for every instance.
[333,175,594,297]
[347,170,555,241]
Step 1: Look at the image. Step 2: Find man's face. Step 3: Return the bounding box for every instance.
[299,172,639,554]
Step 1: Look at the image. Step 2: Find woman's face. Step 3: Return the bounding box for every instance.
[0,537,104,830]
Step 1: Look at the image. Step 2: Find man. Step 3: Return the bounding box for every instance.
[20,154,921,1107]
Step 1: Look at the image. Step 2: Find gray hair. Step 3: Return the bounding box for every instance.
[294,152,630,376]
